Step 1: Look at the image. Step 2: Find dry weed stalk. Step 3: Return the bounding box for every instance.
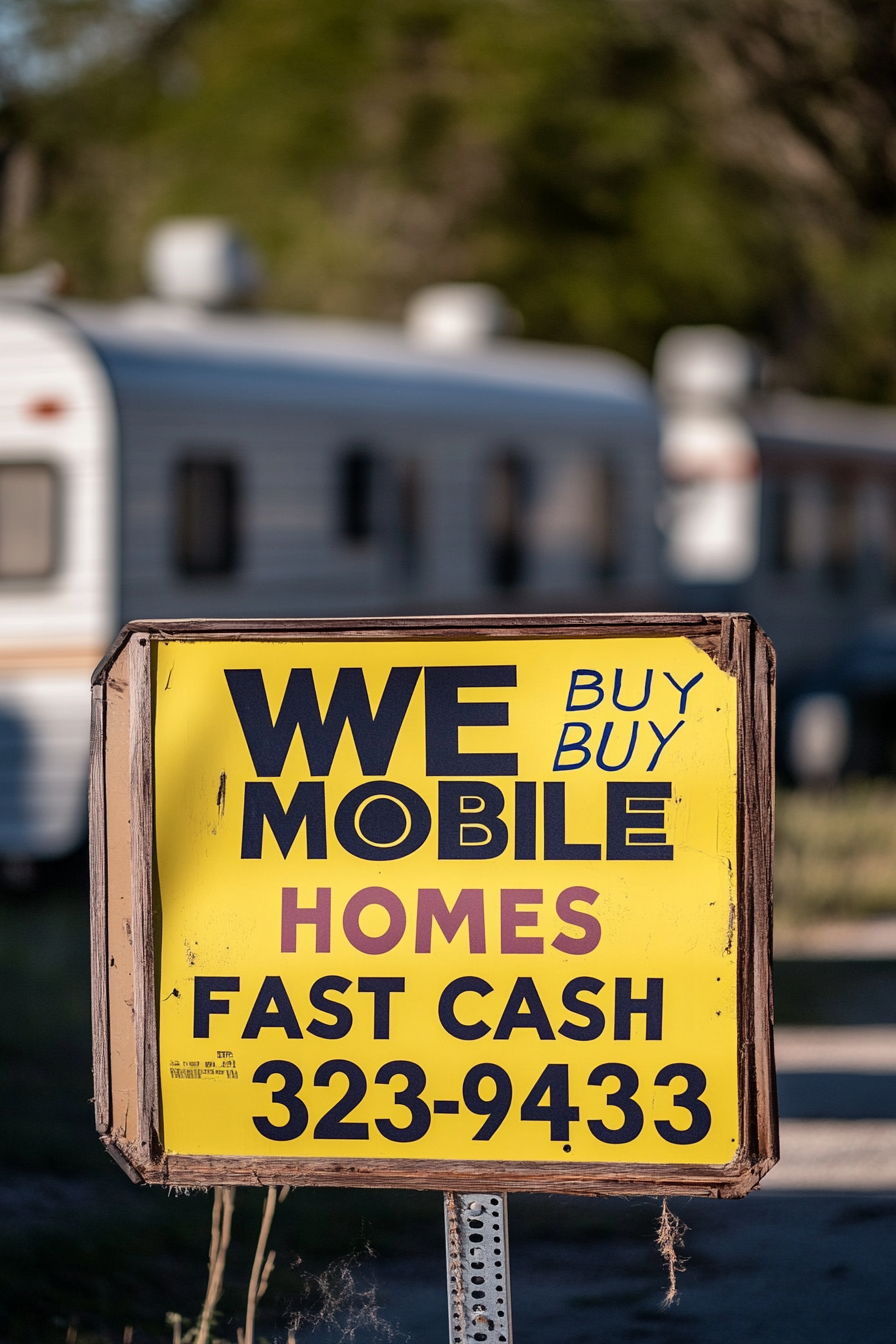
[196,1185,235,1344]
[244,1186,287,1344]
[656,1198,688,1307]
[170,1182,396,1344]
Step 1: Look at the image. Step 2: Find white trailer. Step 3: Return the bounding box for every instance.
[0,250,658,862]
[0,303,115,861]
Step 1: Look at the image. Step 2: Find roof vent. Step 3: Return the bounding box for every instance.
[0,261,65,301]
[144,218,260,307]
[654,325,756,407]
[654,324,761,583]
[405,283,517,350]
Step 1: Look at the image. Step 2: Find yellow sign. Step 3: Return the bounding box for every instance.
[153,634,742,1168]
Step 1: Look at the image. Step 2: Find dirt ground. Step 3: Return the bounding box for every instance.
[2,881,895,1344]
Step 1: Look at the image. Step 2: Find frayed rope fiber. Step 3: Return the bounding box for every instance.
[656,1198,689,1307]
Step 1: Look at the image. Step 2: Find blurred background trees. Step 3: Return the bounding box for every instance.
[3,0,896,399]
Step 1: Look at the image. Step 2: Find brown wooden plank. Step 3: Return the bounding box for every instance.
[92,625,135,686]
[88,681,110,1135]
[100,1135,145,1184]
[92,612,736,672]
[735,617,760,1165]
[128,612,728,634]
[687,631,722,660]
[745,623,778,1165]
[717,615,778,1175]
[153,1153,769,1198]
[104,643,138,1147]
[746,618,777,1171]
[129,634,161,1166]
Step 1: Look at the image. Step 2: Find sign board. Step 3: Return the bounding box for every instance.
[89,613,777,1196]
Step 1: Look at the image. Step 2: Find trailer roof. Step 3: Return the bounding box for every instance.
[750,390,896,460]
[56,298,653,423]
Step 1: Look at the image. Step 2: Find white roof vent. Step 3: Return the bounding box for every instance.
[0,261,65,301]
[405,283,517,350]
[654,325,755,407]
[144,218,260,307]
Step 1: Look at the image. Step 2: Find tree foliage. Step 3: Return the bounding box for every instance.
[3,0,896,397]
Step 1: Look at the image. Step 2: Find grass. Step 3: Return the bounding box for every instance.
[776,781,896,923]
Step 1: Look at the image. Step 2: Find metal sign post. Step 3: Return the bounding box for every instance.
[445,1193,512,1344]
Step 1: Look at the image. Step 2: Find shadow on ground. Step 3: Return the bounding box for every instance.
[2,875,896,1344]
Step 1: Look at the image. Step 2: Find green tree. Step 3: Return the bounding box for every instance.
[662,0,896,397]
[4,0,896,397]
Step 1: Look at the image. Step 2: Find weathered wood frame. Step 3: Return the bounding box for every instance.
[90,611,777,1196]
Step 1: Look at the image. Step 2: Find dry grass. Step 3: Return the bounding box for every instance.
[775,782,896,922]
[167,1186,399,1344]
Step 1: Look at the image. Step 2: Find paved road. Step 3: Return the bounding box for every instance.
[4,1023,894,1343]
[769,1025,896,1189]
[370,1189,896,1344]
[367,1022,896,1343]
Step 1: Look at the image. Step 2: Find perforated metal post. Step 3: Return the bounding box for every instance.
[444,1192,513,1344]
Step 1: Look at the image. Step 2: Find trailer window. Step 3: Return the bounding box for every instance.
[882,481,896,579]
[0,463,58,579]
[487,450,530,590]
[771,477,827,573]
[339,448,376,541]
[770,479,794,571]
[771,473,860,581]
[176,459,239,576]
[397,459,421,575]
[829,478,859,583]
[593,459,620,578]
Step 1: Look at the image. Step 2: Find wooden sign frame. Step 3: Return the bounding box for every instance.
[89,611,777,1196]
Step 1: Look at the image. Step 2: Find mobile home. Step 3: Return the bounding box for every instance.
[0,234,659,861]
[655,323,896,779]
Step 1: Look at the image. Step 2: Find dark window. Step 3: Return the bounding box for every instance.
[176,459,238,576]
[397,459,421,575]
[487,450,530,590]
[593,459,620,578]
[882,481,896,578]
[770,471,861,583]
[770,476,826,574]
[829,477,859,584]
[770,478,796,573]
[0,462,59,579]
[339,448,376,542]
